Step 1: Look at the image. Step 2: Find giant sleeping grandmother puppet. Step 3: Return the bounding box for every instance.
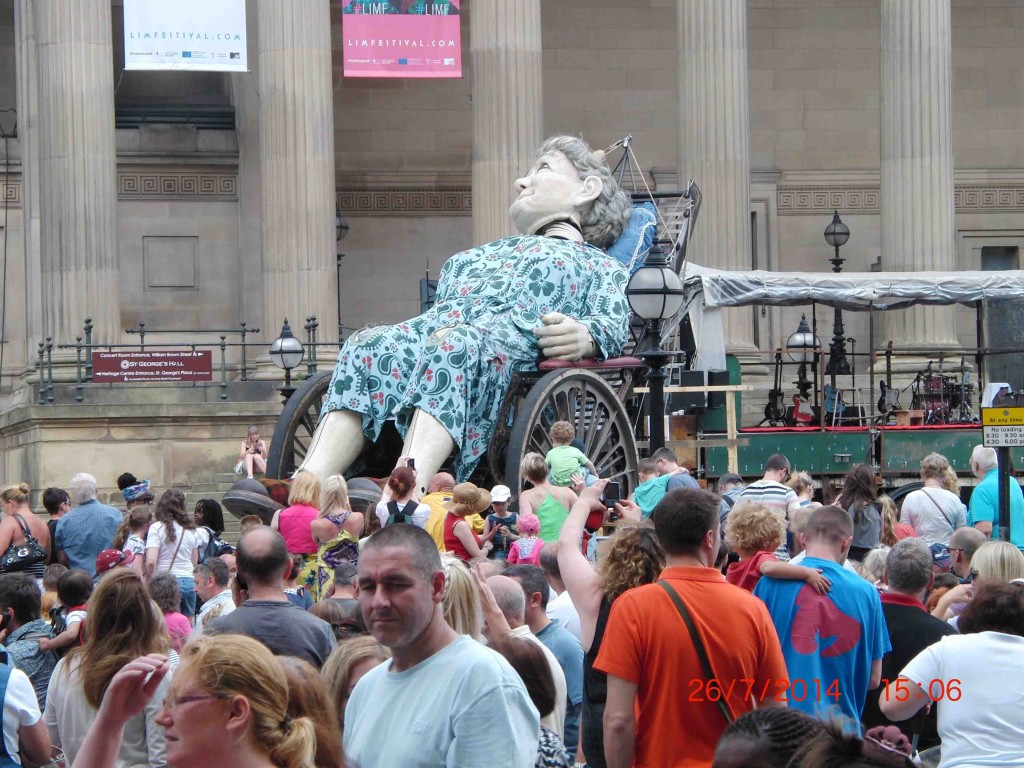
[302,136,634,490]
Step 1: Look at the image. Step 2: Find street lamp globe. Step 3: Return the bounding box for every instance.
[626,241,686,322]
[270,319,305,372]
[824,210,850,249]
[786,314,819,363]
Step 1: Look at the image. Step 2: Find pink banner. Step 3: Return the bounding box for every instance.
[342,2,461,78]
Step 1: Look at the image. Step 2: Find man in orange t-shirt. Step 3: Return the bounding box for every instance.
[595,487,788,768]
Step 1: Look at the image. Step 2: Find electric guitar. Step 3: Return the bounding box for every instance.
[823,384,840,415]
[763,349,786,426]
[877,342,900,414]
[792,395,813,424]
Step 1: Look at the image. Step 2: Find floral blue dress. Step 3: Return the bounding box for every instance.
[324,235,630,479]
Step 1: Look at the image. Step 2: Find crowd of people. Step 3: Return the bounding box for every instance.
[0,437,1019,767]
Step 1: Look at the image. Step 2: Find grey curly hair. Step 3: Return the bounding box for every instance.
[536,135,633,249]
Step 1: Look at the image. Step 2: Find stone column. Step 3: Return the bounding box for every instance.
[35,0,120,346]
[881,0,958,358]
[470,0,543,244]
[14,0,43,369]
[257,0,337,344]
[677,0,756,356]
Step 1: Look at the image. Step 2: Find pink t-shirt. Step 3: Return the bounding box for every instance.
[164,611,192,652]
[278,504,319,554]
[509,537,545,566]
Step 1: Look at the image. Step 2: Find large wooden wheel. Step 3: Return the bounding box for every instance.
[503,369,638,496]
[266,371,332,479]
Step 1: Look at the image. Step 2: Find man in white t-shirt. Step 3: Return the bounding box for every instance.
[0,664,50,766]
[345,525,538,768]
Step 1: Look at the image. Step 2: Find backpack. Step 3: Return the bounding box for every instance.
[385,500,419,527]
[199,526,233,564]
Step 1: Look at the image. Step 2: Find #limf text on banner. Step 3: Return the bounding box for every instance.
[343,1,461,78]
[92,352,213,383]
[123,0,248,72]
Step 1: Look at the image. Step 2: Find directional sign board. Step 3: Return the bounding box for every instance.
[982,407,1024,447]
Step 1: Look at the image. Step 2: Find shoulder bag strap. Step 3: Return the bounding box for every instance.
[165,525,185,573]
[658,580,733,724]
[10,515,33,542]
[921,489,956,530]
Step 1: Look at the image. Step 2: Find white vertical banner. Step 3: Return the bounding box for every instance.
[124,0,248,72]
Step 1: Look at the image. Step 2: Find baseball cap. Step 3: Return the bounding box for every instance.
[490,484,512,503]
[96,549,135,574]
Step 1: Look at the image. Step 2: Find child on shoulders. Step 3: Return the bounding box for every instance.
[545,421,598,487]
[724,500,832,594]
[40,569,93,654]
[632,457,696,518]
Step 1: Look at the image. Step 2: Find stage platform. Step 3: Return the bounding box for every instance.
[705,423,1008,479]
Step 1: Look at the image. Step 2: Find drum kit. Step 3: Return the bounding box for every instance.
[910,361,977,425]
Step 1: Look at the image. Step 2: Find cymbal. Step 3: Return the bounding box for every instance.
[940,365,971,374]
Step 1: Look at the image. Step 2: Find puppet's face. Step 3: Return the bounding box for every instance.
[510,150,601,236]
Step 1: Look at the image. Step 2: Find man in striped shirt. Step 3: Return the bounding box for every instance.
[737,454,801,560]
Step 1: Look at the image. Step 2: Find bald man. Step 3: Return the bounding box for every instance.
[949,526,987,582]
[487,575,568,739]
[423,472,486,551]
[208,527,335,667]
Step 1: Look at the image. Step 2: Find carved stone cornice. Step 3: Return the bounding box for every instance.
[0,174,22,208]
[336,188,471,216]
[116,167,238,200]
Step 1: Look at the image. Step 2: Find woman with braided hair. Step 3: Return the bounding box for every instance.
[713,707,825,768]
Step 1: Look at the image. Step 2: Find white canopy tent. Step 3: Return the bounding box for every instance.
[680,265,1024,371]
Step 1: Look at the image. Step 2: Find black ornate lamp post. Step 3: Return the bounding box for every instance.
[823,210,851,377]
[787,314,819,400]
[270,319,305,403]
[627,240,686,453]
[336,209,350,340]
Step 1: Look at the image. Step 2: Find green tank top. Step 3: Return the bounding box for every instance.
[534,493,571,542]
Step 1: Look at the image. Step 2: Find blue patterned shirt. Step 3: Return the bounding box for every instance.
[55,499,123,579]
[3,619,57,707]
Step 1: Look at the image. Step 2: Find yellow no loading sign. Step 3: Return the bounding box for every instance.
[982,407,1024,447]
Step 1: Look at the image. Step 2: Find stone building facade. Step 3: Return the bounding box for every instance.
[0,0,1022,497]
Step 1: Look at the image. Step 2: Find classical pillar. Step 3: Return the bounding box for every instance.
[881,0,958,358]
[470,0,543,244]
[257,0,337,345]
[36,0,120,346]
[14,0,43,369]
[677,0,756,355]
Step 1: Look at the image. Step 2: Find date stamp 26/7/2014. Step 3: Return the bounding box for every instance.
[688,678,841,704]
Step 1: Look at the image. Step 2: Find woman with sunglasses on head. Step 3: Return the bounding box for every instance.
[71,635,319,768]
[43,568,172,767]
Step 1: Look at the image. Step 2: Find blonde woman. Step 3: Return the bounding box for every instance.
[71,635,318,768]
[440,556,483,640]
[899,452,966,547]
[271,471,321,593]
[321,637,390,734]
[786,471,815,507]
[518,452,579,543]
[0,482,52,578]
[932,540,1024,622]
[310,476,363,601]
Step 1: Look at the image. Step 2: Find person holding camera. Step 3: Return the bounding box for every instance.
[236,425,267,479]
